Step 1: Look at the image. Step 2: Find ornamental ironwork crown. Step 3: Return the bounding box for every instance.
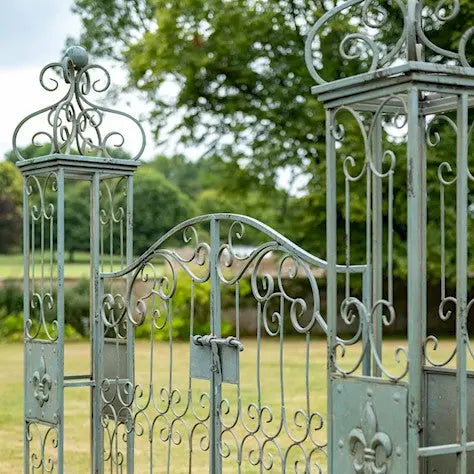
[12,46,146,161]
[305,0,474,85]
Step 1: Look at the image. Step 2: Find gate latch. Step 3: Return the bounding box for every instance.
[190,335,243,385]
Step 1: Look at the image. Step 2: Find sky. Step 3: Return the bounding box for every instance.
[0,0,159,161]
[0,1,295,190]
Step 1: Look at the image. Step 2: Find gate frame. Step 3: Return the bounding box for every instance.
[13,0,474,470]
[306,1,474,472]
[14,45,143,474]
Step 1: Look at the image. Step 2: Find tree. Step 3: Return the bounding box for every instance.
[65,182,91,262]
[0,162,22,253]
[152,153,288,230]
[71,0,363,186]
[133,165,199,253]
[0,161,22,206]
[4,144,52,164]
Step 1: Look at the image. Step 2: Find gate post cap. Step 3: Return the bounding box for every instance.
[64,45,89,70]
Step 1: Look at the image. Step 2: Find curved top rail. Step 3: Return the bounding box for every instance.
[101,213,367,279]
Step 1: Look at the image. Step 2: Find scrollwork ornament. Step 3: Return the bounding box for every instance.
[306,0,474,82]
[305,0,406,84]
[97,214,370,471]
[13,46,145,160]
[27,423,58,473]
[417,0,473,66]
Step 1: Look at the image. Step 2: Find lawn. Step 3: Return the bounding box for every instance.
[0,339,460,473]
[0,253,126,280]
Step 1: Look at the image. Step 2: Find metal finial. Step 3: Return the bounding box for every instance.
[305,0,473,85]
[12,46,146,161]
[63,45,89,71]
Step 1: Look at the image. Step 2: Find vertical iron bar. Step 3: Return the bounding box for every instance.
[91,173,104,474]
[326,109,337,472]
[362,265,372,376]
[89,178,94,473]
[126,175,135,473]
[407,87,424,473]
[456,93,469,473]
[57,168,65,474]
[419,111,428,420]
[23,180,30,473]
[209,217,222,474]
[372,115,383,377]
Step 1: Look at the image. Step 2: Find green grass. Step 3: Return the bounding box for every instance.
[0,253,125,280]
[0,339,462,473]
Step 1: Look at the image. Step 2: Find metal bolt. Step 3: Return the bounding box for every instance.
[367,388,373,398]
[337,384,343,394]
[338,440,344,449]
[393,392,400,402]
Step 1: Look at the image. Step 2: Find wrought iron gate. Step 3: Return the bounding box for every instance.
[97,214,367,472]
[14,0,474,471]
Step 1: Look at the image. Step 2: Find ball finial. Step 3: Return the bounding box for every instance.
[64,45,89,70]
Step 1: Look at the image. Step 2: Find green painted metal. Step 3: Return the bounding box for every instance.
[15,45,144,473]
[209,217,222,474]
[305,1,474,472]
[12,46,146,162]
[406,86,424,473]
[15,0,474,471]
[97,213,366,472]
[455,94,469,472]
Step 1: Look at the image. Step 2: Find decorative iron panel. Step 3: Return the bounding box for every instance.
[424,368,474,472]
[25,341,59,424]
[98,214,368,472]
[332,377,408,473]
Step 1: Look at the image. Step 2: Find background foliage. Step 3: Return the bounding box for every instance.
[1,0,473,340]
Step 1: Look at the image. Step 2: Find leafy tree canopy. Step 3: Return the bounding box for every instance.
[133,165,199,253]
[0,162,22,253]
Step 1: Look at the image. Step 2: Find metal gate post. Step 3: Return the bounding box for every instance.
[209,217,222,474]
[57,168,65,473]
[126,175,135,474]
[306,1,474,471]
[455,93,469,473]
[22,180,29,474]
[91,172,104,474]
[325,109,337,474]
[14,45,144,473]
[406,86,424,473]
[371,115,383,378]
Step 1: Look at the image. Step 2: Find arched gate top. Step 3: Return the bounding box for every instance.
[101,213,367,280]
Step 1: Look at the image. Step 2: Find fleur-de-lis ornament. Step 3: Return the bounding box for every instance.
[32,356,52,407]
[349,401,392,474]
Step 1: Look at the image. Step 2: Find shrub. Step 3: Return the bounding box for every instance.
[64,279,90,335]
[0,279,91,339]
[0,311,82,341]
[134,278,234,340]
[0,281,23,314]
